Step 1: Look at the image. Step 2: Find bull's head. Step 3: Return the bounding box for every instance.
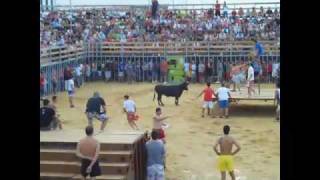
[183,81,189,91]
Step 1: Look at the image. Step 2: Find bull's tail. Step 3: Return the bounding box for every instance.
[153,88,156,101]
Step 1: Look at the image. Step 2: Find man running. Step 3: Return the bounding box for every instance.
[197,82,216,118]
[86,92,108,132]
[76,126,101,180]
[213,125,241,180]
[123,95,139,130]
[216,82,232,118]
[153,107,170,144]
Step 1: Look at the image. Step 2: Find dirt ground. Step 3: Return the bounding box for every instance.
[47,82,280,180]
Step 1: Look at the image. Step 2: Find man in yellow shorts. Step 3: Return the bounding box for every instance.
[213,125,241,180]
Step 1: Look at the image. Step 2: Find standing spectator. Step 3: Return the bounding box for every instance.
[75,64,82,88]
[216,82,232,118]
[198,61,205,83]
[247,62,256,97]
[143,60,149,82]
[274,82,280,121]
[152,59,159,83]
[267,61,273,82]
[191,61,197,83]
[146,130,166,180]
[206,60,213,83]
[213,125,241,180]
[148,59,153,82]
[66,78,75,108]
[238,7,244,17]
[91,63,97,81]
[184,59,191,81]
[85,63,91,82]
[217,60,224,83]
[160,59,168,83]
[223,1,228,18]
[215,0,221,17]
[126,61,134,84]
[40,72,46,99]
[76,126,102,180]
[266,7,273,17]
[123,95,139,130]
[118,60,125,82]
[52,70,58,95]
[197,82,216,118]
[97,63,102,80]
[85,92,109,132]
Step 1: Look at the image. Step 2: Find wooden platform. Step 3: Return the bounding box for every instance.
[40,130,145,144]
[213,89,275,102]
[40,130,147,180]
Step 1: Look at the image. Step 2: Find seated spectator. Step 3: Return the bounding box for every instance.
[40,99,62,131]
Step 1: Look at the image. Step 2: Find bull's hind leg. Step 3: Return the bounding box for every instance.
[175,97,179,106]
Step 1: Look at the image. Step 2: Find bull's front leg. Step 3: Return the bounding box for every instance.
[158,94,164,106]
[175,97,179,106]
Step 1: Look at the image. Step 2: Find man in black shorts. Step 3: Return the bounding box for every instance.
[76,126,101,180]
[40,99,62,130]
[86,92,108,132]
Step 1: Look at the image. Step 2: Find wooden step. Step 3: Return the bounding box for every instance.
[40,141,134,151]
[40,149,133,163]
[40,172,126,180]
[40,161,130,174]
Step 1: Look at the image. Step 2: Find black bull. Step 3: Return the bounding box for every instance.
[153,82,189,106]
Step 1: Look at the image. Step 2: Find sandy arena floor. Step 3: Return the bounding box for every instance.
[45,82,280,180]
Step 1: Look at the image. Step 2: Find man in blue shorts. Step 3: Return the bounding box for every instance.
[86,92,108,132]
[66,78,75,108]
[216,82,232,118]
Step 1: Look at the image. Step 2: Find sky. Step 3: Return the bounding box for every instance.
[54,0,280,6]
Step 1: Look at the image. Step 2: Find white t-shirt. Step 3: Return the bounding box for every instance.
[123,100,136,112]
[184,63,190,72]
[66,79,74,91]
[217,87,231,101]
[247,66,255,81]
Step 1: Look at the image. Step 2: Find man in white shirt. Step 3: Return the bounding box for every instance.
[216,82,232,118]
[184,60,191,80]
[123,95,139,130]
[66,78,75,108]
[247,62,256,97]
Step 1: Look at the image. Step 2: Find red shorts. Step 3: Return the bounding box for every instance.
[127,112,139,121]
[153,128,165,139]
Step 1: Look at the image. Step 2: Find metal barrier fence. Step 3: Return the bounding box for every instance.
[40,53,280,97]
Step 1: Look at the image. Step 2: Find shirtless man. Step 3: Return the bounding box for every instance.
[76,126,101,180]
[213,125,241,180]
[153,107,170,144]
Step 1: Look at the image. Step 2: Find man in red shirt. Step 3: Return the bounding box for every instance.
[160,59,168,83]
[40,72,45,99]
[197,82,216,118]
[215,0,221,17]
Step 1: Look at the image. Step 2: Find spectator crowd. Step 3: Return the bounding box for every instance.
[40,1,280,49]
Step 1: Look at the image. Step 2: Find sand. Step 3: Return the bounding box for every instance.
[45,82,280,180]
